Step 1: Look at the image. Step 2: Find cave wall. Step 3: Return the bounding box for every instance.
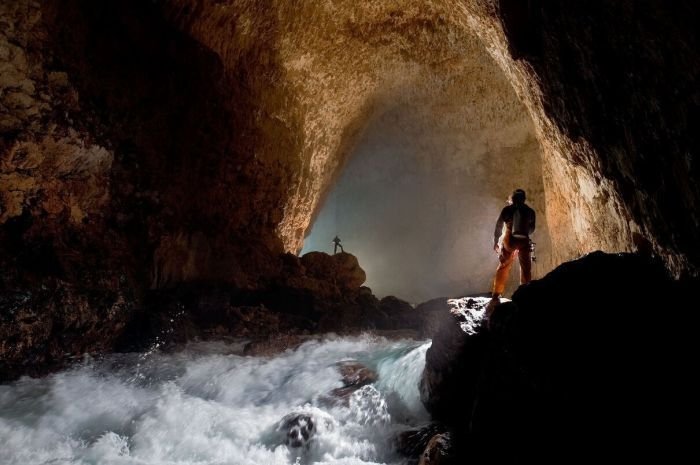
[1,0,294,292]
[3,0,697,293]
[160,0,699,278]
[460,0,699,275]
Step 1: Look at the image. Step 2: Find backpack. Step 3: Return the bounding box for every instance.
[512,205,530,238]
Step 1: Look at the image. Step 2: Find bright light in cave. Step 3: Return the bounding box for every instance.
[302,90,550,303]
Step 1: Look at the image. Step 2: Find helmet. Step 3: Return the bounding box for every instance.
[511,189,526,203]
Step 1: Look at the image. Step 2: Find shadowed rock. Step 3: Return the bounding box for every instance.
[395,423,447,459]
[421,252,696,463]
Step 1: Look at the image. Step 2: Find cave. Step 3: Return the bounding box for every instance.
[1,0,698,463]
[302,54,551,302]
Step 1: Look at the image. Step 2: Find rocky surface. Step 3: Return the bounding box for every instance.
[1,1,699,378]
[2,248,425,379]
[420,252,696,462]
[395,423,448,459]
[327,360,379,403]
[418,433,454,465]
[116,252,406,352]
[0,278,134,380]
[419,297,490,423]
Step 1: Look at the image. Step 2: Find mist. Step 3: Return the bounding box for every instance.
[302,78,551,303]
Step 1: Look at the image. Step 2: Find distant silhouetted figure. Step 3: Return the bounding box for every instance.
[333,236,344,254]
[491,189,536,298]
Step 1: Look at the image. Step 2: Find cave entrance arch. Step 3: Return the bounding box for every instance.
[302,65,552,303]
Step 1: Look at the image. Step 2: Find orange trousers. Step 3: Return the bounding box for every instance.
[492,234,532,296]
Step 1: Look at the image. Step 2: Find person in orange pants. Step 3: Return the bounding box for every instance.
[491,189,536,298]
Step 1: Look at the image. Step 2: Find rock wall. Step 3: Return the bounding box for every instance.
[462,0,700,275]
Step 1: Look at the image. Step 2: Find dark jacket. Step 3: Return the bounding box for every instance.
[493,203,536,245]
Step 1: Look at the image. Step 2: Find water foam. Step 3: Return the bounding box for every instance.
[0,335,431,465]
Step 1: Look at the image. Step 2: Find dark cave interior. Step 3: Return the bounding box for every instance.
[1,0,698,463]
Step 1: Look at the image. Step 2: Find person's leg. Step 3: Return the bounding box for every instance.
[339,244,344,253]
[517,241,532,284]
[492,247,515,296]
[334,244,338,254]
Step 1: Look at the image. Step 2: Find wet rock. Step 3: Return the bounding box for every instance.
[0,279,134,381]
[395,423,447,458]
[330,361,379,400]
[419,297,490,424]
[318,360,379,407]
[418,433,453,465]
[338,360,378,386]
[116,284,309,352]
[279,413,315,449]
[268,411,336,450]
[317,301,386,334]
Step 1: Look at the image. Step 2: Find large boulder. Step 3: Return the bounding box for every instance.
[376,296,415,329]
[420,252,696,463]
[419,297,491,423]
[300,251,366,290]
[327,360,379,402]
[395,423,447,459]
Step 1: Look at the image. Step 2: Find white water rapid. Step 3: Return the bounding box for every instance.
[0,336,432,465]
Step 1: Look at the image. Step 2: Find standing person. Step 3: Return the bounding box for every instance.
[491,189,536,299]
[332,235,344,254]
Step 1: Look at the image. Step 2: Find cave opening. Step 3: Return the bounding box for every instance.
[302,56,552,303]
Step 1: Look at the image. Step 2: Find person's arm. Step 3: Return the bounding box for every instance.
[529,208,536,235]
[494,208,506,249]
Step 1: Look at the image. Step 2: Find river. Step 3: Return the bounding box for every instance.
[1,335,431,465]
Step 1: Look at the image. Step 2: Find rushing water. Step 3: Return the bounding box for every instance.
[0,336,432,465]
